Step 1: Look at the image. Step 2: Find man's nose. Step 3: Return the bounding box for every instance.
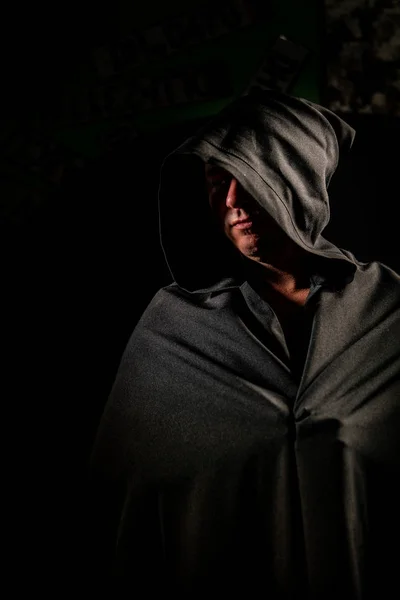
[225,178,241,208]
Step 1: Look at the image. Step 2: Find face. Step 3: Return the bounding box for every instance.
[204,164,294,265]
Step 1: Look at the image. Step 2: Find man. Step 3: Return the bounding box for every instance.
[204,161,319,382]
[89,89,400,598]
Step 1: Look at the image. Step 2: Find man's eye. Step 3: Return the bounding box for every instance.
[212,179,228,189]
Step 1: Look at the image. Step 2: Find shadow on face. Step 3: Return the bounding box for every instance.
[204,163,302,268]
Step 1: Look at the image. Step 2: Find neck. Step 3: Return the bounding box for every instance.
[246,251,310,287]
[242,253,312,308]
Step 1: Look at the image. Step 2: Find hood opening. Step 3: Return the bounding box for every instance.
[158,154,245,292]
[158,90,358,293]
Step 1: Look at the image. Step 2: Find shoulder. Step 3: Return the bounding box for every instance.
[138,284,205,322]
[354,260,400,290]
[339,260,400,320]
[128,284,217,345]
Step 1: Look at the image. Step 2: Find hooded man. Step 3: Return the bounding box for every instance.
[89,89,400,599]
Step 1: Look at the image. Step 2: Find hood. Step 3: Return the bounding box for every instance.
[158,88,358,293]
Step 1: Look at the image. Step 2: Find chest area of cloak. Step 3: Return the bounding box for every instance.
[122,288,399,479]
[135,287,398,419]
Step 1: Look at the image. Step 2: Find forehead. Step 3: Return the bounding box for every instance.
[204,163,231,179]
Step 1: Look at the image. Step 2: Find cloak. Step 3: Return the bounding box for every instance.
[90,89,400,598]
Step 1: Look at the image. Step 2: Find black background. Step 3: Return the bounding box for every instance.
[2,1,399,589]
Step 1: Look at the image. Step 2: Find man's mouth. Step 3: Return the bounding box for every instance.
[231,218,253,229]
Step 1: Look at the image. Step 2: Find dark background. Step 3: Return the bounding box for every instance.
[2,0,399,589]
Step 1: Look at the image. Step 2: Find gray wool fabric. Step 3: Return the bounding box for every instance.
[90,89,400,599]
